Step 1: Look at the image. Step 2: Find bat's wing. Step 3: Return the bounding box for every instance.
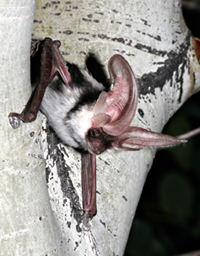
[9,38,71,127]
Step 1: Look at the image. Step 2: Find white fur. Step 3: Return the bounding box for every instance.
[40,74,102,150]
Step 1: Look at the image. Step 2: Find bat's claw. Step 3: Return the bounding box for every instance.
[8,114,21,129]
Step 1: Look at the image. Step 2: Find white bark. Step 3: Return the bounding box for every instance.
[0,1,62,255]
[1,0,200,255]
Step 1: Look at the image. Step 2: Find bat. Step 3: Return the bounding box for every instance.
[9,37,191,218]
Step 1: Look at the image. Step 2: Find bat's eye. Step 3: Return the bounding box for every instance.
[89,128,99,138]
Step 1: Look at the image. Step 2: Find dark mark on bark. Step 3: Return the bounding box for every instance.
[92,34,133,46]
[56,147,83,232]
[147,34,161,41]
[100,219,117,237]
[193,72,196,85]
[96,190,101,195]
[78,38,90,42]
[35,137,39,144]
[82,17,100,23]
[114,49,135,57]
[112,252,119,256]
[126,52,135,56]
[74,241,79,251]
[63,30,73,35]
[46,124,83,232]
[122,195,128,201]
[67,221,71,228]
[152,61,165,65]
[141,19,150,26]
[137,32,191,101]
[100,219,106,227]
[135,43,167,57]
[82,18,92,22]
[42,1,60,9]
[34,20,42,24]
[60,51,70,56]
[77,32,89,35]
[98,156,110,166]
[30,131,35,137]
[177,58,185,103]
[52,13,61,16]
[72,6,78,9]
[112,9,118,13]
[138,108,144,118]
[79,51,87,55]
[113,37,126,44]
[95,12,104,15]
[38,154,43,159]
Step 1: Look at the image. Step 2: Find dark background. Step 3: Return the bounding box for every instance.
[125,1,200,255]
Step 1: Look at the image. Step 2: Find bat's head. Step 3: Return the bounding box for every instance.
[86,127,115,155]
[85,54,138,154]
[84,54,186,154]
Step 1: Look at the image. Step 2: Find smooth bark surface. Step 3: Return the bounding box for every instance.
[0,1,62,255]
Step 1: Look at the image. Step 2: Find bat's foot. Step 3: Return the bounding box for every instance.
[8,111,37,129]
[8,114,21,129]
[83,204,97,219]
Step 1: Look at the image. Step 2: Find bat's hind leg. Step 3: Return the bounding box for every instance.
[8,38,71,129]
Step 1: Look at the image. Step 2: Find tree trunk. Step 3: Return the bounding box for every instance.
[0,1,62,255]
[1,0,200,255]
[32,1,200,255]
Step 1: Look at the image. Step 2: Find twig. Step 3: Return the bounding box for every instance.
[174,250,200,256]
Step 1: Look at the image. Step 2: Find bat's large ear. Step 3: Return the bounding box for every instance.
[112,127,186,150]
[92,55,138,136]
